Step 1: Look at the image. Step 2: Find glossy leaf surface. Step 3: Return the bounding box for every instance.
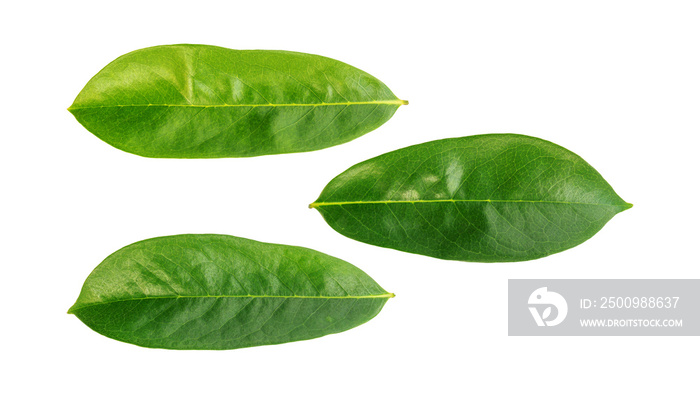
[68,44,406,158]
[311,134,632,262]
[69,234,393,350]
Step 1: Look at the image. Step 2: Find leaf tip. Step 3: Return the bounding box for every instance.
[624,202,633,211]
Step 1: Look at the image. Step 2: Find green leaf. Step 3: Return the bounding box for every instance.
[68,234,393,350]
[68,44,406,158]
[311,134,632,262]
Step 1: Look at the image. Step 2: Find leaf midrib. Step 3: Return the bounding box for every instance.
[310,199,633,208]
[68,293,395,314]
[68,100,408,110]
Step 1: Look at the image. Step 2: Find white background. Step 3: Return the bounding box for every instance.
[2,1,699,392]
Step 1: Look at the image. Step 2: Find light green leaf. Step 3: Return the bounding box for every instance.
[68,234,393,350]
[311,134,632,262]
[68,44,406,158]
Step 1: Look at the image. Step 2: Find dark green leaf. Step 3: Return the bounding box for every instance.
[68,44,406,158]
[311,134,632,262]
[68,234,393,350]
